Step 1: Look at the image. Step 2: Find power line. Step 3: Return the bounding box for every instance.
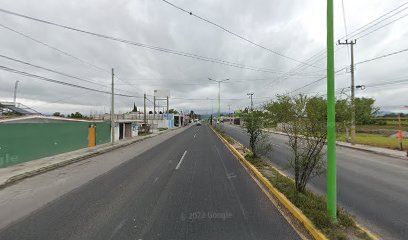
[287,68,346,95]
[341,0,350,58]
[0,65,141,98]
[0,8,285,75]
[0,23,109,73]
[283,2,408,78]
[0,23,151,91]
[286,44,408,96]
[0,54,109,88]
[160,0,323,70]
[356,47,408,65]
[341,2,408,40]
[356,12,408,40]
[0,53,139,95]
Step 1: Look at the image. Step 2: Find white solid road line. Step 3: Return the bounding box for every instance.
[194,134,196,138]
[175,150,187,170]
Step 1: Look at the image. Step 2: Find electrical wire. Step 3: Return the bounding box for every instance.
[283,2,408,78]
[356,12,408,39]
[355,47,408,65]
[160,0,323,70]
[0,8,285,75]
[0,65,141,98]
[0,23,109,74]
[0,53,140,95]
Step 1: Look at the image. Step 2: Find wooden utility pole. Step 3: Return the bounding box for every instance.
[338,39,357,145]
[111,68,115,144]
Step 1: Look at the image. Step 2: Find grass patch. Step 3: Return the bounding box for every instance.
[213,126,235,145]
[337,133,407,150]
[357,124,408,131]
[245,153,371,240]
[158,128,168,131]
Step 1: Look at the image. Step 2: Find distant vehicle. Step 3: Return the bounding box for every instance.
[196,121,202,126]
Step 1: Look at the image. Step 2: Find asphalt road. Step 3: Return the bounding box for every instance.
[220,123,408,240]
[0,124,299,240]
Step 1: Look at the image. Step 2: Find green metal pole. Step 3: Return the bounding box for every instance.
[327,0,337,221]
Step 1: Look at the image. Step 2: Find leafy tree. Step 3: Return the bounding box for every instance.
[132,102,138,112]
[53,112,61,117]
[169,109,178,114]
[264,95,326,193]
[148,110,153,114]
[68,112,84,119]
[335,99,351,129]
[354,97,379,125]
[242,110,271,157]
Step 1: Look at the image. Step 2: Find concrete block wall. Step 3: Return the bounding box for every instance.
[0,122,110,168]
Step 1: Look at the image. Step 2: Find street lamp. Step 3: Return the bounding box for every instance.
[247,92,254,111]
[208,78,229,126]
[13,80,19,105]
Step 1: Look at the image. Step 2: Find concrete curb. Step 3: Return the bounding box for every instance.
[0,127,182,189]
[211,126,327,240]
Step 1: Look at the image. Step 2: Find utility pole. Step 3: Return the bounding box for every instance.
[338,39,357,145]
[166,96,169,119]
[111,68,115,144]
[153,96,156,129]
[247,92,254,111]
[327,0,337,221]
[228,104,231,124]
[13,80,19,105]
[144,93,147,131]
[208,78,229,126]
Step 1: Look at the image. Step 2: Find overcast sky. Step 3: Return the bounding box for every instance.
[0,0,407,115]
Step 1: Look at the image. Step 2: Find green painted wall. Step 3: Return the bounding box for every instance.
[0,121,111,168]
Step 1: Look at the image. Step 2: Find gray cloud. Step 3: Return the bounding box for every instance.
[0,0,407,115]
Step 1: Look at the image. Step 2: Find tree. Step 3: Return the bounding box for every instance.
[335,99,351,131]
[132,102,138,112]
[53,112,61,117]
[148,110,153,114]
[68,112,84,119]
[169,109,178,114]
[265,95,326,193]
[354,97,379,125]
[242,110,271,157]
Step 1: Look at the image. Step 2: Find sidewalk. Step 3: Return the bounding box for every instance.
[264,129,408,160]
[0,127,182,189]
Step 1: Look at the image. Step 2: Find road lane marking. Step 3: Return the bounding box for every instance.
[175,150,187,170]
[153,177,159,183]
[194,134,196,138]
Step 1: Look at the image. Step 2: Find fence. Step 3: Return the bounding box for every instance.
[0,121,110,168]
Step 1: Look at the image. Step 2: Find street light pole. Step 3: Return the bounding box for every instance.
[208,78,229,126]
[111,68,115,144]
[13,80,19,105]
[247,92,254,111]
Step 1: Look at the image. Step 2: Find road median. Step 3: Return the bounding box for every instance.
[211,125,378,240]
